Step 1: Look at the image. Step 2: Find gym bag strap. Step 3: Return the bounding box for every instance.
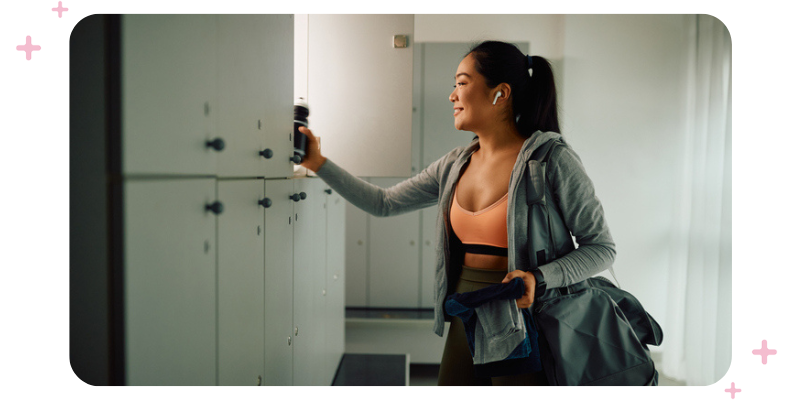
[525,138,663,386]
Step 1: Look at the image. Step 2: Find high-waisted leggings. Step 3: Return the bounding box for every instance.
[437,265,549,386]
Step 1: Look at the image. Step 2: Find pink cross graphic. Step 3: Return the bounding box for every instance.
[16,36,41,61]
[52,2,69,18]
[725,382,741,399]
[752,339,777,364]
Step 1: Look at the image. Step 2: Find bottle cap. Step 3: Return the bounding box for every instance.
[294,97,309,109]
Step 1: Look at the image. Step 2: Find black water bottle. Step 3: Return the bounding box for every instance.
[293,98,309,164]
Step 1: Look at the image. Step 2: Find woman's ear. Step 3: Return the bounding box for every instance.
[491,83,512,104]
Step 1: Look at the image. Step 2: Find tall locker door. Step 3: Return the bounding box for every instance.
[263,179,294,386]
[217,15,294,179]
[292,178,328,385]
[217,179,265,386]
[324,186,346,382]
[412,43,433,308]
[306,15,414,177]
[420,207,438,309]
[367,177,421,308]
[121,15,218,176]
[410,37,423,176]
[344,202,368,307]
[124,179,217,385]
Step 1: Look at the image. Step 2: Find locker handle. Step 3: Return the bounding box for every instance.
[324,189,332,194]
[290,155,302,164]
[259,148,273,159]
[289,192,307,202]
[258,198,272,208]
[205,138,225,151]
[205,201,224,215]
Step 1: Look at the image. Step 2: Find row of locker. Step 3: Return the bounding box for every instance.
[121,14,295,178]
[123,177,344,385]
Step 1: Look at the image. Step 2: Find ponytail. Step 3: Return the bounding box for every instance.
[519,56,560,134]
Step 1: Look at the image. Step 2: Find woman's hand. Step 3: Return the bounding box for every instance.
[297,126,327,172]
[502,270,537,309]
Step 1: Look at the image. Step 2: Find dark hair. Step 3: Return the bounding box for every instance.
[466,41,560,136]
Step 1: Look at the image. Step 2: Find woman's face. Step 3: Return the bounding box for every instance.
[449,54,495,132]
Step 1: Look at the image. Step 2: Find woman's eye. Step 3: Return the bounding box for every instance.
[453,82,464,88]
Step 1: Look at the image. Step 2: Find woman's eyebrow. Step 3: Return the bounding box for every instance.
[455,72,471,79]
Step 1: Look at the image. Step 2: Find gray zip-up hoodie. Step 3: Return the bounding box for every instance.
[314,130,615,348]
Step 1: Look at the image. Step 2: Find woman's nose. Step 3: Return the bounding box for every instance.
[449,88,457,103]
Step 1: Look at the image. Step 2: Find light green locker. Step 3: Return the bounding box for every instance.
[217,179,266,385]
[124,179,217,385]
[291,178,328,385]
[324,186,346,382]
[122,15,218,176]
[367,177,422,308]
[217,15,295,179]
[263,179,295,386]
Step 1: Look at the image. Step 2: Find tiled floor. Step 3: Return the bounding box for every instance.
[409,363,685,386]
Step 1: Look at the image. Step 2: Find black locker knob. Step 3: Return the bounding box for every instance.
[206,138,225,151]
[206,201,224,215]
[290,155,302,164]
[258,198,272,208]
[324,189,332,194]
[259,148,273,159]
[289,192,308,202]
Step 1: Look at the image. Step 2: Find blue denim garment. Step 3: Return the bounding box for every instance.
[444,277,542,377]
[313,130,616,355]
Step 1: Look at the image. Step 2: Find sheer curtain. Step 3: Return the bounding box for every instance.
[662,15,732,386]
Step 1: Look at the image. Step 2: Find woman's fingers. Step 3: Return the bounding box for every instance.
[503,271,536,308]
[501,270,523,284]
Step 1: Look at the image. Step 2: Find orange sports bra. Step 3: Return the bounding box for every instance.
[450,181,509,257]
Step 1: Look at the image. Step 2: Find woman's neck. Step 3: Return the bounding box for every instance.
[473,124,526,161]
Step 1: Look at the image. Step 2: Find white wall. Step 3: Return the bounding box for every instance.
[414,15,564,58]
[562,15,695,338]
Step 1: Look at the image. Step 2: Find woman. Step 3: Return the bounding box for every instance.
[299,40,616,385]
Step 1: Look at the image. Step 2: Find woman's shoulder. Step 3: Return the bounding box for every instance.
[546,140,589,179]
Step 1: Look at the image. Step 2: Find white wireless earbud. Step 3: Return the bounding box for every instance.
[493,91,502,105]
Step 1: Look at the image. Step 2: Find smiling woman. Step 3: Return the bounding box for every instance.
[305,39,619,386]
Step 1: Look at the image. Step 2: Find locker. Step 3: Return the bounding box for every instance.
[217,15,294,179]
[324,186,346,382]
[263,179,295,386]
[122,15,218,176]
[344,201,368,307]
[123,179,217,385]
[367,177,422,308]
[292,178,328,385]
[88,13,400,386]
[420,207,438,308]
[217,179,266,385]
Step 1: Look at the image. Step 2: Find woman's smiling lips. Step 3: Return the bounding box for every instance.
[453,107,463,116]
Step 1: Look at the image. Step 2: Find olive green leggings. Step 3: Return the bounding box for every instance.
[437,265,549,386]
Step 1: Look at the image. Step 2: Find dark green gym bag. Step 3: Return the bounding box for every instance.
[533,276,663,385]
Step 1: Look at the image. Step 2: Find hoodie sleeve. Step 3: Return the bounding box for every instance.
[536,144,617,288]
[314,147,461,217]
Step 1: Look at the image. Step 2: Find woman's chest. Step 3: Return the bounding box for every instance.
[455,156,517,212]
